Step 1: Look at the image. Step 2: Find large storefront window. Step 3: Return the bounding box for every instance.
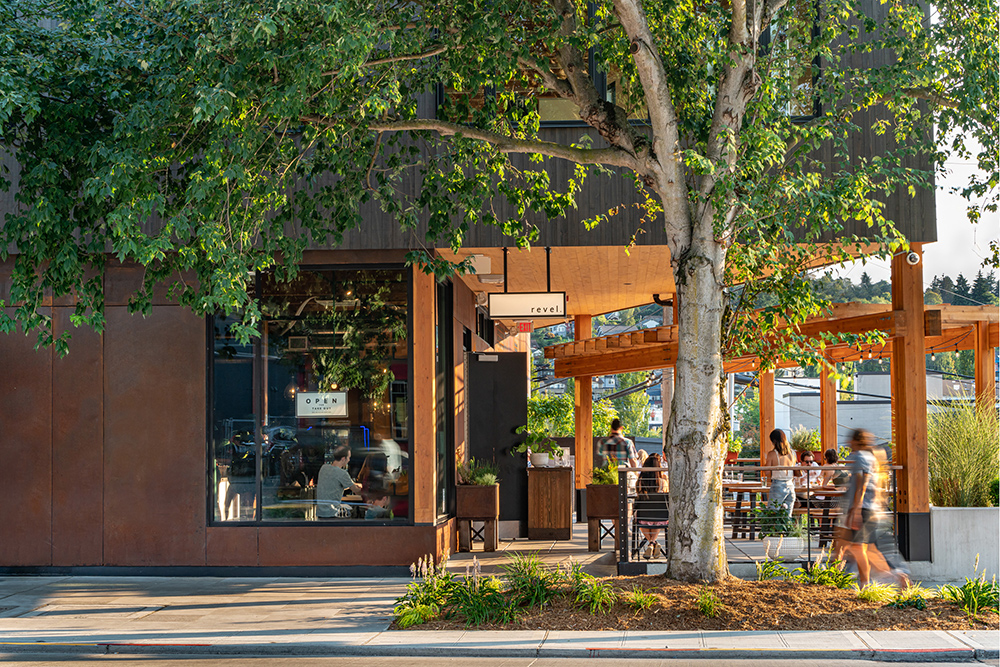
[210,267,411,524]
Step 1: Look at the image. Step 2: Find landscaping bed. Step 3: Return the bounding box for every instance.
[398,576,997,631]
[393,554,999,632]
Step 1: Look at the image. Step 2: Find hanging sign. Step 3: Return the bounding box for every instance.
[488,292,566,319]
[296,392,348,418]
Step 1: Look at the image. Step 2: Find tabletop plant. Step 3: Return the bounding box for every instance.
[751,500,805,538]
[512,426,564,458]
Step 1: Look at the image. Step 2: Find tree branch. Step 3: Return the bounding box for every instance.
[731,0,748,45]
[320,44,448,77]
[517,56,573,98]
[302,116,640,169]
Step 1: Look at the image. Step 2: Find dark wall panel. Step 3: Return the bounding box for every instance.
[257,526,443,567]
[51,308,104,565]
[0,312,53,565]
[103,302,207,566]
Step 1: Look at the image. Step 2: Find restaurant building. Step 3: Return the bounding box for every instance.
[0,91,949,575]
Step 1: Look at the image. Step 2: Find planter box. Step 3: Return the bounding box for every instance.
[909,506,1000,581]
[586,484,619,520]
[456,484,499,521]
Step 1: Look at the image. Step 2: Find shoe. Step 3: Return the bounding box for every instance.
[651,543,662,560]
[642,544,653,559]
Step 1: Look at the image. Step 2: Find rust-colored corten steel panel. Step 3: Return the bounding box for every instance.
[103,303,207,566]
[51,309,104,565]
[0,311,53,565]
[257,525,444,567]
[207,528,259,566]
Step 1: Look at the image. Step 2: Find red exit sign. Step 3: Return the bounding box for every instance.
[517,321,533,333]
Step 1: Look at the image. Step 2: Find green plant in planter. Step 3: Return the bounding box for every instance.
[512,425,564,458]
[457,458,499,486]
[727,433,744,454]
[751,500,805,538]
[591,456,619,485]
[790,426,822,452]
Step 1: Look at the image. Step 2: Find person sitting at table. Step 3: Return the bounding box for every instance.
[820,448,849,490]
[636,454,669,559]
[316,446,362,519]
[795,450,823,509]
[364,489,392,519]
[764,429,796,516]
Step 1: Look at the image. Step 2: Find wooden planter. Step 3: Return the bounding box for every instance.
[456,484,499,552]
[586,483,620,552]
[586,484,619,520]
[456,484,499,520]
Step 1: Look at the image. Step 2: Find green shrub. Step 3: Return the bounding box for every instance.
[394,603,439,628]
[457,458,499,486]
[856,582,897,603]
[451,575,519,626]
[591,456,619,485]
[939,559,999,618]
[990,478,999,506]
[791,559,855,589]
[927,400,1000,507]
[888,584,935,610]
[570,572,617,614]
[502,552,562,608]
[755,558,788,581]
[696,587,722,618]
[622,585,657,611]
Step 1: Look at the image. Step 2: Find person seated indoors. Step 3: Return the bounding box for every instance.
[316,445,362,519]
[364,491,392,520]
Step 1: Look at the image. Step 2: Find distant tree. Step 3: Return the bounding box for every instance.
[612,371,654,438]
[935,275,957,304]
[924,289,943,305]
[971,270,999,305]
[953,274,973,306]
[733,387,760,444]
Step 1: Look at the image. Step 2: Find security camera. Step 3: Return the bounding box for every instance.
[905,251,920,266]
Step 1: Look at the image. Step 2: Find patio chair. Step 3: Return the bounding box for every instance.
[631,492,670,560]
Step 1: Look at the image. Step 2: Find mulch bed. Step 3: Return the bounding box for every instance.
[394,577,999,631]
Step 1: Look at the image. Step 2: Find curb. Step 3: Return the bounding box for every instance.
[1,642,995,661]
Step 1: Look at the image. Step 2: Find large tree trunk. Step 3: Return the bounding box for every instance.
[664,216,729,582]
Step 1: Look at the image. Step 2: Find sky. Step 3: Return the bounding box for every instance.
[829,157,999,290]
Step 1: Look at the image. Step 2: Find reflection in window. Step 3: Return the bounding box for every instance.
[210,267,411,524]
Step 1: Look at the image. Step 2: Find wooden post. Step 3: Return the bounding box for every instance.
[758,369,775,465]
[412,267,437,525]
[574,315,593,492]
[820,364,838,453]
[974,321,996,407]
[891,244,930,561]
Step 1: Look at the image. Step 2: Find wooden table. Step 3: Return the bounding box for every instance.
[722,482,847,540]
[527,466,573,540]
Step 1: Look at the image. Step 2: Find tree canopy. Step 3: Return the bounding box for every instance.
[2,0,995,580]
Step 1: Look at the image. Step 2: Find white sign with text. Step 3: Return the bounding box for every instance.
[488,292,566,319]
[296,391,348,418]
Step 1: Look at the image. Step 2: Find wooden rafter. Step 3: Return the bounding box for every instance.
[547,304,999,379]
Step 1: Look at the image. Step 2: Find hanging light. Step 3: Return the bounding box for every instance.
[930,351,936,362]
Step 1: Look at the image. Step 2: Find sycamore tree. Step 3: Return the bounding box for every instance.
[2,0,995,580]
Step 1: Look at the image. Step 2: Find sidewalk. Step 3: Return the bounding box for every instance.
[0,576,996,661]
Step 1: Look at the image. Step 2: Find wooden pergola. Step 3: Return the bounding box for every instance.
[543,247,998,560]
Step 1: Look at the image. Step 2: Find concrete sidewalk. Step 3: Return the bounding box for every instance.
[0,576,995,661]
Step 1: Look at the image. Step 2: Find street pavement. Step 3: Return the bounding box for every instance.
[0,575,996,662]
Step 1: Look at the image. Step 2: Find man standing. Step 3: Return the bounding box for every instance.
[603,418,640,467]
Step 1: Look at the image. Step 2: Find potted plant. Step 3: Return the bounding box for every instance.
[790,426,822,454]
[512,425,565,467]
[725,433,743,464]
[586,456,620,520]
[752,499,808,559]
[456,458,499,520]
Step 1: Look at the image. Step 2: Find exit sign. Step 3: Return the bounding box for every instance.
[517,321,533,333]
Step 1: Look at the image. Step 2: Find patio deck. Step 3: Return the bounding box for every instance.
[446,517,784,578]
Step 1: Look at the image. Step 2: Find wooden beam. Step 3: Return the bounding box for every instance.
[759,370,775,466]
[820,367,838,453]
[574,315,593,491]
[412,267,437,524]
[974,321,996,407]
[891,246,929,516]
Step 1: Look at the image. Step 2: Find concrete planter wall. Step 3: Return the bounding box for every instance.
[908,506,999,582]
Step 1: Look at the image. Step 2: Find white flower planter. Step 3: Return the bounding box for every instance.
[530,453,550,467]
